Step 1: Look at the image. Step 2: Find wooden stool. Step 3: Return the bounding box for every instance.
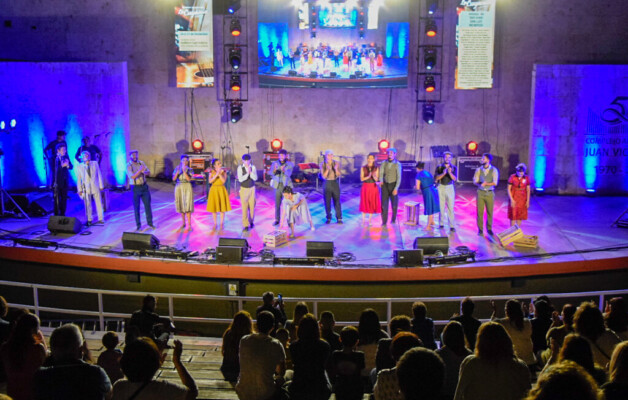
[404,201,421,226]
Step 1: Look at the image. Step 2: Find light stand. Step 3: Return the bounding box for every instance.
[0,149,31,220]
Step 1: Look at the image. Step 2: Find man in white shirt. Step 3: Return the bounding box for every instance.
[77,151,105,225]
[237,154,258,231]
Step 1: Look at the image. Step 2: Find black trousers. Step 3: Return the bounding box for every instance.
[274,183,285,222]
[132,184,153,228]
[381,181,399,223]
[323,180,342,221]
[53,186,68,216]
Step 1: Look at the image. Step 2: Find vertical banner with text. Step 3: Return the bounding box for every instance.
[175,0,214,88]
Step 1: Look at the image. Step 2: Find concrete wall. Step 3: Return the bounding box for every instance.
[2,0,628,177]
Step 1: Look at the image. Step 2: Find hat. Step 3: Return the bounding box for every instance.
[129,150,139,156]
[324,149,334,156]
[388,147,398,153]
[515,163,527,172]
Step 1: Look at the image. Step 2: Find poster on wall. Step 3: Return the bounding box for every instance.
[175,0,214,88]
[455,0,496,90]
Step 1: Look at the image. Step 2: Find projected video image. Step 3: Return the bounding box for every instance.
[258,0,409,88]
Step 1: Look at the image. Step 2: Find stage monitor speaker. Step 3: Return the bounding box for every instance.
[309,71,318,78]
[288,70,297,76]
[48,216,83,234]
[218,237,249,250]
[413,237,449,256]
[394,249,423,267]
[30,194,54,216]
[355,71,363,77]
[216,246,244,263]
[349,74,356,79]
[330,72,337,78]
[122,232,160,250]
[270,66,279,72]
[306,241,334,258]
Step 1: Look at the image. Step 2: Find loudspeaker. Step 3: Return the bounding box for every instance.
[270,66,278,72]
[288,70,297,76]
[355,71,363,77]
[349,74,356,79]
[413,237,449,256]
[122,232,160,250]
[306,241,334,258]
[309,71,318,78]
[394,249,423,267]
[48,216,83,234]
[218,237,249,250]
[330,72,337,78]
[216,246,244,263]
[30,194,54,216]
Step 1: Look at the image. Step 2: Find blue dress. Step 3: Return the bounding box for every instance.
[416,170,440,215]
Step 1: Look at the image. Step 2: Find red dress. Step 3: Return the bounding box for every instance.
[508,174,530,221]
[359,166,381,213]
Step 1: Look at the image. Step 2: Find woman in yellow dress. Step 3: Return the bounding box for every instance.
[206,158,231,230]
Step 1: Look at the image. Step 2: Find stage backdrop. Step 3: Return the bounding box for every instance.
[529,64,628,195]
[0,62,130,191]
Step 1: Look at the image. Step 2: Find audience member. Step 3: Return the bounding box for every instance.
[531,300,553,355]
[601,341,628,400]
[396,347,445,400]
[288,313,332,400]
[256,292,287,332]
[236,311,286,400]
[410,301,437,350]
[574,301,622,369]
[453,322,531,400]
[221,310,253,383]
[285,302,309,342]
[0,312,47,400]
[33,323,112,399]
[357,309,389,384]
[0,297,10,345]
[436,321,472,400]
[113,337,197,400]
[373,332,422,400]
[451,297,482,350]
[128,295,175,349]
[542,303,576,364]
[330,326,365,400]
[491,299,537,371]
[604,297,628,340]
[375,315,412,372]
[525,361,602,400]
[319,311,342,352]
[97,331,124,384]
[542,333,607,386]
[275,328,292,369]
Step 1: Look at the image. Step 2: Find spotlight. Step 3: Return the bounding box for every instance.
[271,138,283,152]
[192,139,204,153]
[229,47,242,70]
[424,75,436,92]
[227,0,241,14]
[378,139,390,152]
[425,19,437,37]
[427,0,438,15]
[466,141,478,156]
[230,102,243,123]
[424,48,437,70]
[230,19,241,36]
[0,121,4,130]
[10,119,16,128]
[586,188,596,194]
[535,187,545,193]
[422,104,435,125]
[230,74,242,91]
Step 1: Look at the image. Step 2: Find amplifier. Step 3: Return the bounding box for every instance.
[457,156,482,183]
[274,257,327,266]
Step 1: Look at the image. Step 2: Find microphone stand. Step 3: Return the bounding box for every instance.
[81,163,90,225]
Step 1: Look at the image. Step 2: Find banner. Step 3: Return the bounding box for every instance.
[175,0,214,88]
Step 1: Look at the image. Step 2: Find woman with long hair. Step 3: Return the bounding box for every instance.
[491,299,536,370]
[602,341,628,400]
[285,302,309,343]
[173,154,194,230]
[206,158,231,230]
[359,154,381,225]
[605,297,628,341]
[415,161,440,230]
[280,186,315,238]
[357,308,389,385]
[574,301,622,369]
[550,334,607,385]
[220,311,253,383]
[436,321,472,400]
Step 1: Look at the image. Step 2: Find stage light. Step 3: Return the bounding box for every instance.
[466,141,478,156]
[427,0,438,15]
[230,102,243,123]
[271,138,283,152]
[227,0,241,14]
[230,18,241,36]
[0,121,4,131]
[424,48,437,70]
[425,19,437,37]
[535,187,545,192]
[10,119,16,128]
[586,188,596,193]
[229,47,242,70]
[424,75,436,92]
[230,74,242,91]
[378,139,390,152]
[192,139,204,153]
[422,104,435,125]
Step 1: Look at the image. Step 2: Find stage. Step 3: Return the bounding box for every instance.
[1,180,628,283]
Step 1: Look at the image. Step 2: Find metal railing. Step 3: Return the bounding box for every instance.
[1,279,626,332]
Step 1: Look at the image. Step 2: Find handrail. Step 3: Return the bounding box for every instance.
[1,279,625,332]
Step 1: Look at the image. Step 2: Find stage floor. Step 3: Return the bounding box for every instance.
[1,180,628,280]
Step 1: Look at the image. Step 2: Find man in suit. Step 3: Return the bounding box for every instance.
[270,149,294,225]
[77,151,104,225]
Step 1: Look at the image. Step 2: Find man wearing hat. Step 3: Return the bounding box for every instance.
[126,150,154,231]
[320,149,343,224]
[379,147,402,225]
[434,151,457,232]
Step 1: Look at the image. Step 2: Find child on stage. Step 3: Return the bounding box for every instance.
[280,186,315,238]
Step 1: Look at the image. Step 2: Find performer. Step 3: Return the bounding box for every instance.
[376,51,383,67]
[206,158,232,230]
[74,136,102,163]
[280,186,315,238]
[415,162,440,230]
[237,154,258,232]
[44,130,67,186]
[379,147,402,226]
[276,48,284,67]
[126,150,154,231]
[507,163,531,227]
[76,151,104,225]
[359,154,381,225]
[368,49,376,73]
[434,151,458,232]
[320,150,342,224]
[172,154,194,230]
[288,48,296,69]
[52,143,73,216]
[270,149,294,226]
[473,153,499,235]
